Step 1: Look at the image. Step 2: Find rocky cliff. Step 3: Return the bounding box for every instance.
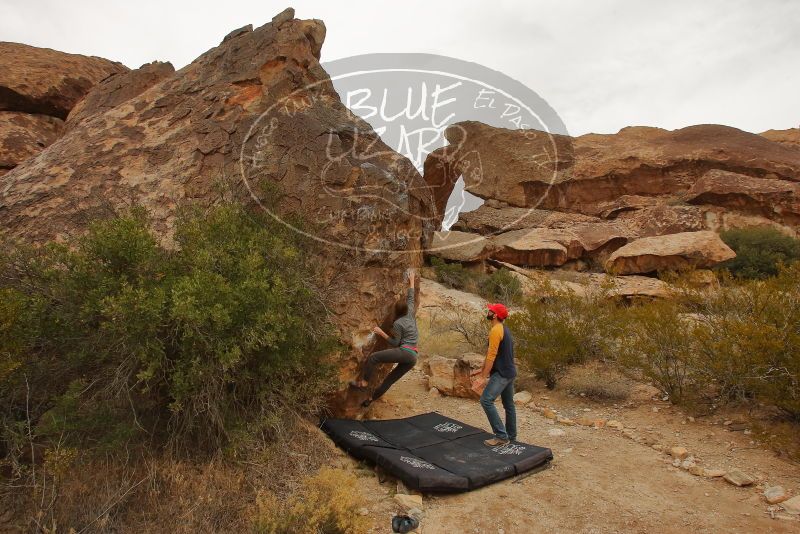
[425,121,800,283]
[0,42,127,176]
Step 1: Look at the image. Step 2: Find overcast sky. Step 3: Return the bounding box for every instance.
[2,0,798,136]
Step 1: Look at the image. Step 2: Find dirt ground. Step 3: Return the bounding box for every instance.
[335,366,800,533]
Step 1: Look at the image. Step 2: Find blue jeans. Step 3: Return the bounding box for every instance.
[479,372,517,441]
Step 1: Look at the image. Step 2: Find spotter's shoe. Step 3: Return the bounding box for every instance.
[483,437,510,446]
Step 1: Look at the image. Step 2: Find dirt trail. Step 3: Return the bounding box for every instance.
[342,367,800,533]
[332,279,800,532]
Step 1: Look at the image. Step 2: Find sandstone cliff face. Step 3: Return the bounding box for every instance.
[0,9,436,416]
[0,112,63,175]
[0,43,125,176]
[424,120,800,287]
[0,42,127,119]
[761,128,800,149]
[425,121,800,217]
[65,61,175,129]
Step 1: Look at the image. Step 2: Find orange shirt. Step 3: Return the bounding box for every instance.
[485,323,505,368]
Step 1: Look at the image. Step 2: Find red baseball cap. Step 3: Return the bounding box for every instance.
[487,303,508,320]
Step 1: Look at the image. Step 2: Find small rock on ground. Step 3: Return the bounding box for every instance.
[514,391,532,405]
[764,486,789,504]
[669,446,689,460]
[780,495,800,515]
[723,469,755,487]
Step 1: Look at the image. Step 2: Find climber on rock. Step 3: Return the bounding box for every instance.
[349,270,418,408]
[471,302,518,446]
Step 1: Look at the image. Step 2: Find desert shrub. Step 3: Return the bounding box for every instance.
[508,285,613,389]
[253,467,371,534]
[477,268,522,304]
[0,203,339,454]
[691,264,800,417]
[0,288,29,384]
[617,300,698,403]
[718,226,800,279]
[562,363,632,401]
[429,256,475,290]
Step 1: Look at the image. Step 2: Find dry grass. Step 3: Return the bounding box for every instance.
[417,309,488,358]
[253,467,372,534]
[0,418,359,533]
[560,362,634,402]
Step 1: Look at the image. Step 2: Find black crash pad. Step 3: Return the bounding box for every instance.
[321,411,552,492]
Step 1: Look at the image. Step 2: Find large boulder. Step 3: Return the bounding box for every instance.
[417,277,487,322]
[423,121,574,209]
[425,353,484,398]
[491,228,583,267]
[452,204,600,234]
[605,231,735,275]
[0,9,436,416]
[0,111,63,174]
[488,222,632,268]
[430,230,494,262]
[0,42,127,119]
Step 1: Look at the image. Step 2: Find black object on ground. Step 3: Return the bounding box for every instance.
[321,411,553,492]
[392,514,420,533]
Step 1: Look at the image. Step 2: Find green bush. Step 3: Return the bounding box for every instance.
[508,286,613,389]
[0,203,338,453]
[477,268,522,305]
[616,300,699,404]
[692,264,800,417]
[718,227,800,279]
[429,256,474,290]
[430,257,522,305]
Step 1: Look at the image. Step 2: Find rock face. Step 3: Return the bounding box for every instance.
[605,231,736,275]
[0,9,436,416]
[417,277,488,321]
[682,169,800,227]
[452,205,600,235]
[0,43,124,177]
[65,61,175,129]
[424,120,800,290]
[430,230,494,262]
[761,128,800,149]
[0,42,127,119]
[424,121,800,216]
[424,353,484,398]
[492,228,582,267]
[0,112,63,174]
